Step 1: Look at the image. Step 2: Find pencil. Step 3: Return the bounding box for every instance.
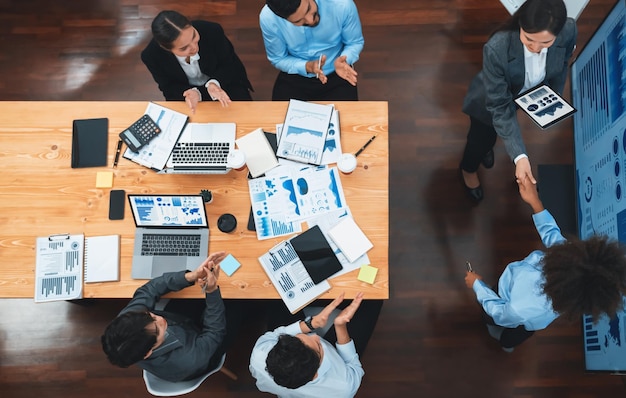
[354,134,377,157]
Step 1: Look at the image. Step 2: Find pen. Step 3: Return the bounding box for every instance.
[113,139,123,168]
[202,267,215,294]
[315,55,322,79]
[466,261,473,272]
[354,134,377,157]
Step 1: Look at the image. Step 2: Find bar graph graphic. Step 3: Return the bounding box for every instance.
[35,234,83,302]
[259,239,331,313]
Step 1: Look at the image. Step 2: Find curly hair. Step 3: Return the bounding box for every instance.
[265,334,320,389]
[542,235,626,321]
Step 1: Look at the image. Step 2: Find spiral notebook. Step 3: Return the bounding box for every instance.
[84,235,120,283]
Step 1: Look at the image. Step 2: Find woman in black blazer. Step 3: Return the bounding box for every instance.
[141,10,253,113]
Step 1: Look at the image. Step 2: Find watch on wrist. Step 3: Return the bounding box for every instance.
[304,316,316,331]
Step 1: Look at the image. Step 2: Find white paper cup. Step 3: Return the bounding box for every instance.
[227,149,246,171]
[337,153,357,174]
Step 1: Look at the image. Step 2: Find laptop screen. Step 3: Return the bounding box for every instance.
[128,195,208,227]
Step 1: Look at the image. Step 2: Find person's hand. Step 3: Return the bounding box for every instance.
[517,175,545,213]
[199,263,220,294]
[307,54,327,84]
[308,291,350,330]
[333,292,363,327]
[206,82,232,107]
[183,88,201,114]
[515,157,536,185]
[334,55,358,86]
[186,251,226,284]
[464,271,482,288]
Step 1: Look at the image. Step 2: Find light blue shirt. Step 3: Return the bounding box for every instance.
[259,0,364,77]
[472,209,565,331]
[249,321,364,398]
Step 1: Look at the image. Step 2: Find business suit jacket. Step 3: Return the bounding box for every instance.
[120,271,226,382]
[462,18,577,160]
[141,20,253,101]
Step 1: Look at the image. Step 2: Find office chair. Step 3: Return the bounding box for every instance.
[142,353,237,397]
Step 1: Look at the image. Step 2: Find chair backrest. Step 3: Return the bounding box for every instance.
[142,353,226,397]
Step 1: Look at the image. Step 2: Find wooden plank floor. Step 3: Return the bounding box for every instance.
[1,0,625,396]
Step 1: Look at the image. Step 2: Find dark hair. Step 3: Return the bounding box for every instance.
[101,311,156,368]
[266,0,302,20]
[542,235,626,321]
[495,0,567,36]
[265,334,319,389]
[151,10,192,50]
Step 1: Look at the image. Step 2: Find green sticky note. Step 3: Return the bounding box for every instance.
[357,264,378,284]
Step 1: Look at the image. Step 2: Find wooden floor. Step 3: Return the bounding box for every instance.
[1,0,625,397]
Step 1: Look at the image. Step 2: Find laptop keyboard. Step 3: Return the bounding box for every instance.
[171,142,230,164]
[141,234,202,256]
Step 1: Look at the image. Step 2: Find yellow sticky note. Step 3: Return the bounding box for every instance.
[95,171,113,188]
[357,265,378,284]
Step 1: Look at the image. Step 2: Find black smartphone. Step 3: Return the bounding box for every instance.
[109,189,125,220]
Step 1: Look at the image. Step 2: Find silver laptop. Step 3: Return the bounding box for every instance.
[159,122,236,174]
[128,194,209,279]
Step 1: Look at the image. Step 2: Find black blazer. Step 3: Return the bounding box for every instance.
[141,21,253,101]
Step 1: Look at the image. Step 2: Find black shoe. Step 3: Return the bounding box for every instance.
[481,149,494,169]
[460,168,484,202]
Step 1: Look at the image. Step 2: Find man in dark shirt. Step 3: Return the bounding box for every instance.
[101,252,227,382]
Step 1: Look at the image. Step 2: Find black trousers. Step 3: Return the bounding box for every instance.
[266,298,383,355]
[271,71,358,101]
[460,116,498,173]
[480,302,535,349]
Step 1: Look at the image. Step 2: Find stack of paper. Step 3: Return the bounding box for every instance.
[277,99,333,165]
[328,216,373,263]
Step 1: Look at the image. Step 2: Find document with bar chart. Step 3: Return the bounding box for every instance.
[35,234,84,302]
[259,240,330,313]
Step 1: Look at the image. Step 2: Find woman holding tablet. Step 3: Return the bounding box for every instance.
[459,0,576,202]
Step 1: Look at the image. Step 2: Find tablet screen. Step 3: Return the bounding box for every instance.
[290,225,342,284]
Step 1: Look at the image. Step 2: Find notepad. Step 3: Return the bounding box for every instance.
[71,117,108,168]
[235,128,279,178]
[357,264,378,284]
[95,171,113,188]
[84,235,120,283]
[220,254,241,277]
[328,216,373,263]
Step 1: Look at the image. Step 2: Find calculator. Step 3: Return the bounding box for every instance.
[119,114,161,152]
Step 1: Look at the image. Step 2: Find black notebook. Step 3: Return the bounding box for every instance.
[71,118,109,168]
[290,225,343,284]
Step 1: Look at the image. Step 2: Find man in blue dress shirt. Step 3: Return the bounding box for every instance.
[249,292,366,397]
[465,177,626,352]
[260,0,364,101]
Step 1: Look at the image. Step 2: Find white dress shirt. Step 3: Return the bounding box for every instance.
[249,321,364,398]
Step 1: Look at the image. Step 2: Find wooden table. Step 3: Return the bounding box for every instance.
[0,101,388,299]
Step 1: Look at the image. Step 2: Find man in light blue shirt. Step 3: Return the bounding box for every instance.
[260,0,364,101]
[249,292,365,398]
[465,177,626,352]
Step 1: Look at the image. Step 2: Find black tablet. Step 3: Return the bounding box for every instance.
[290,225,343,284]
